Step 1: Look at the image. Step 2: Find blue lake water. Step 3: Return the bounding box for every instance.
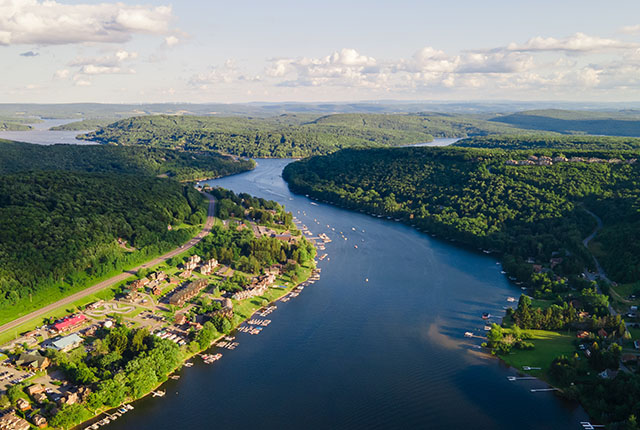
[101,158,589,430]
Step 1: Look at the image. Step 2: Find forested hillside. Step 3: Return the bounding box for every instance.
[0,139,254,181]
[490,109,640,136]
[454,134,640,150]
[283,147,640,285]
[79,113,528,157]
[0,172,207,323]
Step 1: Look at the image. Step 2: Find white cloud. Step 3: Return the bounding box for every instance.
[67,50,138,76]
[621,24,640,35]
[164,35,180,47]
[0,0,173,46]
[506,32,637,53]
[80,65,134,75]
[54,69,70,79]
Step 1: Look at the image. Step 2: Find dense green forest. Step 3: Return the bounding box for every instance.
[0,139,254,181]
[283,146,640,286]
[490,109,640,136]
[454,134,640,150]
[0,172,207,323]
[283,145,640,426]
[49,118,117,131]
[78,113,530,158]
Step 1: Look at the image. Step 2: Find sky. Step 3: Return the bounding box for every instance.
[1,0,640,103]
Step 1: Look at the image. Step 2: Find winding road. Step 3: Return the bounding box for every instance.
[0,193,216,335]
[581,206,617,316]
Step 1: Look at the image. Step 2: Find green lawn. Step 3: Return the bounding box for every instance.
[500,329,577,378]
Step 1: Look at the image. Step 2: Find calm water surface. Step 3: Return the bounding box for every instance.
[101,158,588,430]
[0,118,93,145]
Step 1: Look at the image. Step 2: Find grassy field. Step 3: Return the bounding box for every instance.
[0,280,124,346]
[499,329,577,378]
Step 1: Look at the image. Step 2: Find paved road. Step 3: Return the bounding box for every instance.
[0,193,216,336]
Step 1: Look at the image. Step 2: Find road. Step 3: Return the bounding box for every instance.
[0,193,216,336]
[581,206,617,316]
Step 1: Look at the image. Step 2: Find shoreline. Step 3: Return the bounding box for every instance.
[73,252,319,430]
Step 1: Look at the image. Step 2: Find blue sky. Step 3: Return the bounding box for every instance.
[2,0,640,103]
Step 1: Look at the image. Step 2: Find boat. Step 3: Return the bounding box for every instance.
[506,297,516,302]
[482,313,491,319]
[152,390,166,397]
[354,245,358,249]
[464,332,474,338]
[484,325,492,331]
[184,361,193,367]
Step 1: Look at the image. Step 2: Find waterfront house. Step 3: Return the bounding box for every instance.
[0,413,30,430]
[50,333,83,352]
[16,351,49,370]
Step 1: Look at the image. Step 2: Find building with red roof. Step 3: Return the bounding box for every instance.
[53,314,87,332]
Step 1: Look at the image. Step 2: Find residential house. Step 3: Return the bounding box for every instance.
[0,413,30,430]
[183,255,202,271]
[33,392,47,404]
[32,415,47,429]
[598,328,608,338]
[16,398,30,411]
[131,278,150,289]
[25,384,45,397]
[576,331,590,339]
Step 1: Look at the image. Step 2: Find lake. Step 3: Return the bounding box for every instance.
[102,158,588,430]
[0,118,94,145]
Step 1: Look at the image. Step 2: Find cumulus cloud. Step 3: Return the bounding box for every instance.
[0,0,173,46]
[265,48,381,88]
[506,32,637,53]
[67,50,138,76]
